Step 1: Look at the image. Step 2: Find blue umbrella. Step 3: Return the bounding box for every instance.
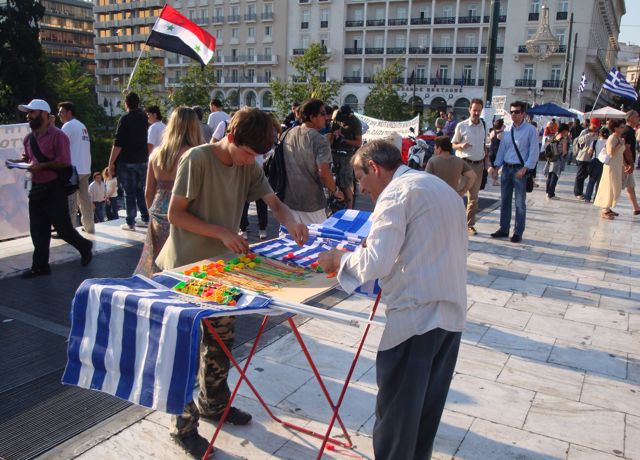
[526,102,578,118]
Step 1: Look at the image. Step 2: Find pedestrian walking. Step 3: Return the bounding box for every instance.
[594,119,626,219]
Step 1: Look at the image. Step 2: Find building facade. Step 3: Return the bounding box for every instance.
[93,0,165,113]
[39,0,94,69]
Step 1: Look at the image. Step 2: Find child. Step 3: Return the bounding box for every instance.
[88,171,106,222]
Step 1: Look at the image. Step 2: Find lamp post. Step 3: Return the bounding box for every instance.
[528,87,544,106]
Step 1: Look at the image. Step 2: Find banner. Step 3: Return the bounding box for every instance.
[354,113,420,142]
[0,123,31,241]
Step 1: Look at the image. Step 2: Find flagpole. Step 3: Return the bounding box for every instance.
[589,86,604,119]
[126,43,148,92]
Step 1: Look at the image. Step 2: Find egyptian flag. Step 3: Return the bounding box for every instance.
[147,4,216,66]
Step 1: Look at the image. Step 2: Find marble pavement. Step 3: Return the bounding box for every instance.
[33,169,640,460]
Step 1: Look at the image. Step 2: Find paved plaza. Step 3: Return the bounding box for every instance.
[1,168,639,460]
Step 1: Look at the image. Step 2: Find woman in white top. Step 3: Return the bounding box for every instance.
[102,166,119,220]
[88,171,107,223]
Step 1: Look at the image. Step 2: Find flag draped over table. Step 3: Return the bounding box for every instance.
[602,67,638,101]
[62,275,270,414]
[577,72,586,94]
[147,4,216,66]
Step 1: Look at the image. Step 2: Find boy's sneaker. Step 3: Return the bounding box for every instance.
[120,223,135,231]
[238,230,248,240]
[259,230,268,239]
[171,432,212,459]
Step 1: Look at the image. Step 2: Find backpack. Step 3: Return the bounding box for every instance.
[263,128,291,200]
[542,139,562,162]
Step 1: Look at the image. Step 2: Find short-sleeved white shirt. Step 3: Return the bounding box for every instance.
[147,121,166,149]
[212,120,228,142]
[61,118,91,175]
[452,118,487,161]
[207,110,230,130]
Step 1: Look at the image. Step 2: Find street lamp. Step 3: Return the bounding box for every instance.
[528,87,545,106]
[525,2,559,61]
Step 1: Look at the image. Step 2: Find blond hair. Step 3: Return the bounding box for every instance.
[154,106,204,171]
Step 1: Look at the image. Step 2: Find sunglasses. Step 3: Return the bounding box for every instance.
[510,110,523,115]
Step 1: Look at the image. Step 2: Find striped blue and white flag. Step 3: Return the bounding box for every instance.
[577,72,586,94]
[62,275,271,414]
[602,67,638,101]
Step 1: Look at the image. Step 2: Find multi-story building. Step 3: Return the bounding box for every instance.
[93,0,164,113]
[617,42,640,89]
[166,0,284,111]
[39,0,94,69]
[287,0,625,115]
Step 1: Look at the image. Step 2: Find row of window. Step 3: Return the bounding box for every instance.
[96,8,159,22]
[345,5,505,22]
[212,25,272,42]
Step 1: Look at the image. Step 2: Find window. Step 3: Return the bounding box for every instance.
[354,9,364,21]
[551,64,561,81]
[524,64,534,80]
[526,28,536,40]
[439,65,449,79]
[247,47,255,59]
[352,64,361,77]
[321,9,329,27]
[215,69,222,82]
[247,4,255,15]
[441,34,451,47]
[416,65,426,79]
[463,65,473,81]
[265,26,272,37]
[375,7,384,20]
[556,28,566,45]
[248,27,255,40]
[374,35,384,48]
[231,6,239,15]
[247,68,255,82]
[302,36,310,48]
[442,6,453,17]
[262,91,273,108]
[214,29,223,40]
[395,34,405,48]
[464,33,476,47]
[418,34,429,47]
[264,69,271,81]
[530,0,540,13]
[468,4,478,16]
[264,3,273,14]
[396,7,407,19]
[264,47,272,58]
[231,27,239,39]
[558,0,568,12]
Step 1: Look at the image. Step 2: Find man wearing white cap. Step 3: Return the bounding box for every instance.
[14,99,93,278]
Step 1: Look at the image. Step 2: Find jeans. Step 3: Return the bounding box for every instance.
[94,201,106,223]
[584,158,604,201]
[117,162,149,227]
[240,199,268,231]
[546,172,559,197]
[106,196,120,220]
[573,160,590,196]
[499,166,527,236]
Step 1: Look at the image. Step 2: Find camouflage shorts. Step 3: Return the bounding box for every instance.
[332,152,355,189]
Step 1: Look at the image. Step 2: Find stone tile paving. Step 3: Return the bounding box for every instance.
[42,171,640,459]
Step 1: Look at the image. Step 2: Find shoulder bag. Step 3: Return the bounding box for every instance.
[511,128,535,193]
[29,133,78,195]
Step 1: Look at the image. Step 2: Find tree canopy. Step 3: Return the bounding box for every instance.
[170,63,216,108]
[364,60,413,121]
[128,55,167,112]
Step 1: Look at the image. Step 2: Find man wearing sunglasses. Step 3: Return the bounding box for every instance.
[490,101,539,243]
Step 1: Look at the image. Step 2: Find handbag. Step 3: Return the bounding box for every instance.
[511,128,535,193]
[29,133,78,195]
[597,142,611,165]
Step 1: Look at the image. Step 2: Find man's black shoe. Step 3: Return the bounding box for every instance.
[172,432,212,459]
[80,242,93,267]
[202,406,252,425]
[510,234,522,243]
[490,230,509,238]
[21,267,51,279]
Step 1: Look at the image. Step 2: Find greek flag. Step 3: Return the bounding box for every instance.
[602,67,638,101]
[577,72,586,94]
[62,275,271,414]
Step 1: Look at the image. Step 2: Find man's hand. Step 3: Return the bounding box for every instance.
[516,167,528,179]
[27,163,45,173]
[318,249,343,274]
[220,228,249,254]
[286,223,309,247]
[624,163,633,175]
[461,142,472,150]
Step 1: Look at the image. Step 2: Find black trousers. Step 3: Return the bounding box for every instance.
[374,328,462,460]
[29,180,92,270]
[240,199,268,231]
[573,160,590,196]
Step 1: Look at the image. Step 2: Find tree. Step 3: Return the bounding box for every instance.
[270,43,342,118]
[0,0,50,122]
[364,60,413,121]
[171,62,217,108]
[128,55,168,112]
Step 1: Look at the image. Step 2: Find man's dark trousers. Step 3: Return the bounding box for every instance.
[573,160,590,196]
[29,180,92,270]
[373,328,462,460]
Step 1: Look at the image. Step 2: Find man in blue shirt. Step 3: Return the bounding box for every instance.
[490,101,539,243]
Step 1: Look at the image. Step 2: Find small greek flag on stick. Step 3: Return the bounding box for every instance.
[602,67,638,101]
[577,72,586,94]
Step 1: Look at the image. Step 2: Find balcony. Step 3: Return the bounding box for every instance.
[363,76,374,83]
[244,13,257,21]
[409,46,430,54]
[256,75,272,83]
[388,18,408,26]
[477,78,485,86]
[344,47,363,55]
[256,54,276,63]
[412,77,429,85]
[496,46,504,54]
[386,47,406,54]
[432,46,453,54]
[260,12,274,21]
[211,16,224,24]
[483,15,507,23]
[458,15,480,24]
[515,79,536,87]
[556,11,568,20]
[366,19,386,26]
[430,77,452,85]
[194,17,208,26]
[410,17,431,25]
[518,45,528,53]
[227,14,240,23]
[301,21,309,29]
[556,45,567,53]
[542,79,562,88]
[456,46,478,54]
[393,77,405,84]
[321,20,328,28]
[343,76,361,83]
[365,47,384,54]
[434,16,455,24]
[454,78,476,86]
[292,48,306,55]
[345,20,364,27]
[528,12,539,21]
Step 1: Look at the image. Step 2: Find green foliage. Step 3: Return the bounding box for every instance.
[269,43,342,118]
[128,55,168,112]
[170,63,217,108]
[0,0,49,122]
[364,60,413,121]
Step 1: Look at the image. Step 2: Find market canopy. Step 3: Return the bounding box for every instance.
[526,102,578,118]
[588,106,626,119]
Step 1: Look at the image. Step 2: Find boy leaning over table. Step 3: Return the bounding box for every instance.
[155,107,308,459]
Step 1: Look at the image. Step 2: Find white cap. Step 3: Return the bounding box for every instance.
[18,99,51,113]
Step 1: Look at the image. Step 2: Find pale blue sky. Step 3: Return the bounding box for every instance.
[620,5,640,45]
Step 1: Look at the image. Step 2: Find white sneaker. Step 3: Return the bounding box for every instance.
[239,230,248,240]
[136,220,149,228]
[120,223,136,231]
[259,230,267,239]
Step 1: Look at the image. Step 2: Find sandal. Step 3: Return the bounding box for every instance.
[606,209,619,216]
[601,211,614,220]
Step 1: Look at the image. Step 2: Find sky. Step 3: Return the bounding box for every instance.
[620,5,640,45]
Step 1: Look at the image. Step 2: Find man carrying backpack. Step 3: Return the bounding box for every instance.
[573,118,600,200]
